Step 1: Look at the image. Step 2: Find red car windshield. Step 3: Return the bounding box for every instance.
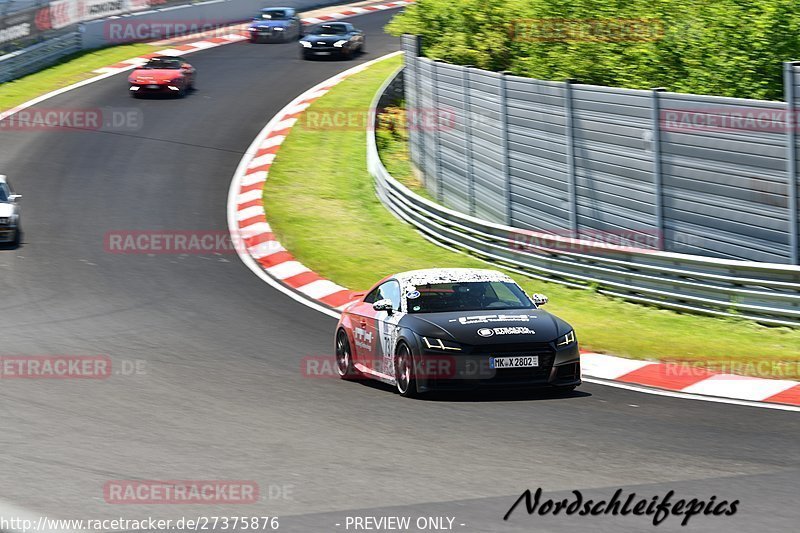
[141,59,182,70]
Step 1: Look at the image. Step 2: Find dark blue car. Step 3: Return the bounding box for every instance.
[248,7,302,43]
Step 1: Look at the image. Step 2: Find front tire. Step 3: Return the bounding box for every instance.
[395,343,419,398]
[335,330,358,379]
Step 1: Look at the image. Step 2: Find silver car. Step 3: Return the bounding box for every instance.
[0,175,21,246]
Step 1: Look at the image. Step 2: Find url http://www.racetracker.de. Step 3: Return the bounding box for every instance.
[0,516,282,532]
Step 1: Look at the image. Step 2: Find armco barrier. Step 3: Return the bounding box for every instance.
[0,30,80,81]
[368,68,800,327]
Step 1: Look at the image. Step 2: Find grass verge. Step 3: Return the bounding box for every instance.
[264,54,800,379]
[0,44,157,112]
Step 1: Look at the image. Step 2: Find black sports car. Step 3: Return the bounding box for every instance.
[335,268,580,397]
[299,22,365,59]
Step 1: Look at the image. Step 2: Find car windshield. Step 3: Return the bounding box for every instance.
[260,9,288,20]
[141,58,182,70]
[0,185,7,202]
[406,281,533,313]
[316,24,347,35]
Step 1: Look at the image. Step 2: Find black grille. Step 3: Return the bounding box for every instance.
[556,362,580,381]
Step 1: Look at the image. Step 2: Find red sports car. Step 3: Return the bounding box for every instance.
[128,56,196,98]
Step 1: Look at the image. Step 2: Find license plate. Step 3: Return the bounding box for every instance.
[314,51,331,55]
[490,356,539,369]
[146,85,160,89]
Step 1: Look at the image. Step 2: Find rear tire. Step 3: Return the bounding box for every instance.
[395,343,419,398]
[335,330,358,379]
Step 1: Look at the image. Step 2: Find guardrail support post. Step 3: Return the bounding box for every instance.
[431,59,444,203]
[564,79,579,235]
[651,88,666,251]
[500,71,513,225]
[463,67,476,215]
[784,61,800,265]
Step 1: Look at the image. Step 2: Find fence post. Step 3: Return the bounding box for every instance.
[462,66,476,215]
[499,71,513,225]
[431,59,444,203]
[784,61,800,265]
[410,36,427,189]
[651,87,666,251]
[564,79,579,235]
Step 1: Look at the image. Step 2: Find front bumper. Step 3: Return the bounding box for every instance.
[415,343,581,392]
[129,83,181,94]
[250,28,288,41]
[302,45,346,56]
[0,226,18,243]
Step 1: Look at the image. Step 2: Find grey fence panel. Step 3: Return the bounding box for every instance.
[402,35,800,265]
[505,78,570,232]
[659,91,791,261]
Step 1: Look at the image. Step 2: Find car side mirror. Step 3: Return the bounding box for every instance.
[8,194,21,202]
[373,299,394,313]
[531,293,548,306]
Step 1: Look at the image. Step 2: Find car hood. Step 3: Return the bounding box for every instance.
[402,308,571,345]
[302,34,345,43]
[250,20,291,28]
[0,203,16,217]
[129,69,183,82]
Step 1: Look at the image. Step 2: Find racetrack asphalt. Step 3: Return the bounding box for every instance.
[1,8,798,532]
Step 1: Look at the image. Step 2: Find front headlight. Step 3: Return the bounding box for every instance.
[333,39,348,47]
[274,27,285,31]
[300,41,312,48]
[557,330,576,347]
[422,337,462,352]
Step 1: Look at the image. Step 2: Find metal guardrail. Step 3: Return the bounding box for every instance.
[0,31,81,83]
[368,68,800,327]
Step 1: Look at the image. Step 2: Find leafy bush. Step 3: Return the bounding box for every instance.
[387,0,800,100]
